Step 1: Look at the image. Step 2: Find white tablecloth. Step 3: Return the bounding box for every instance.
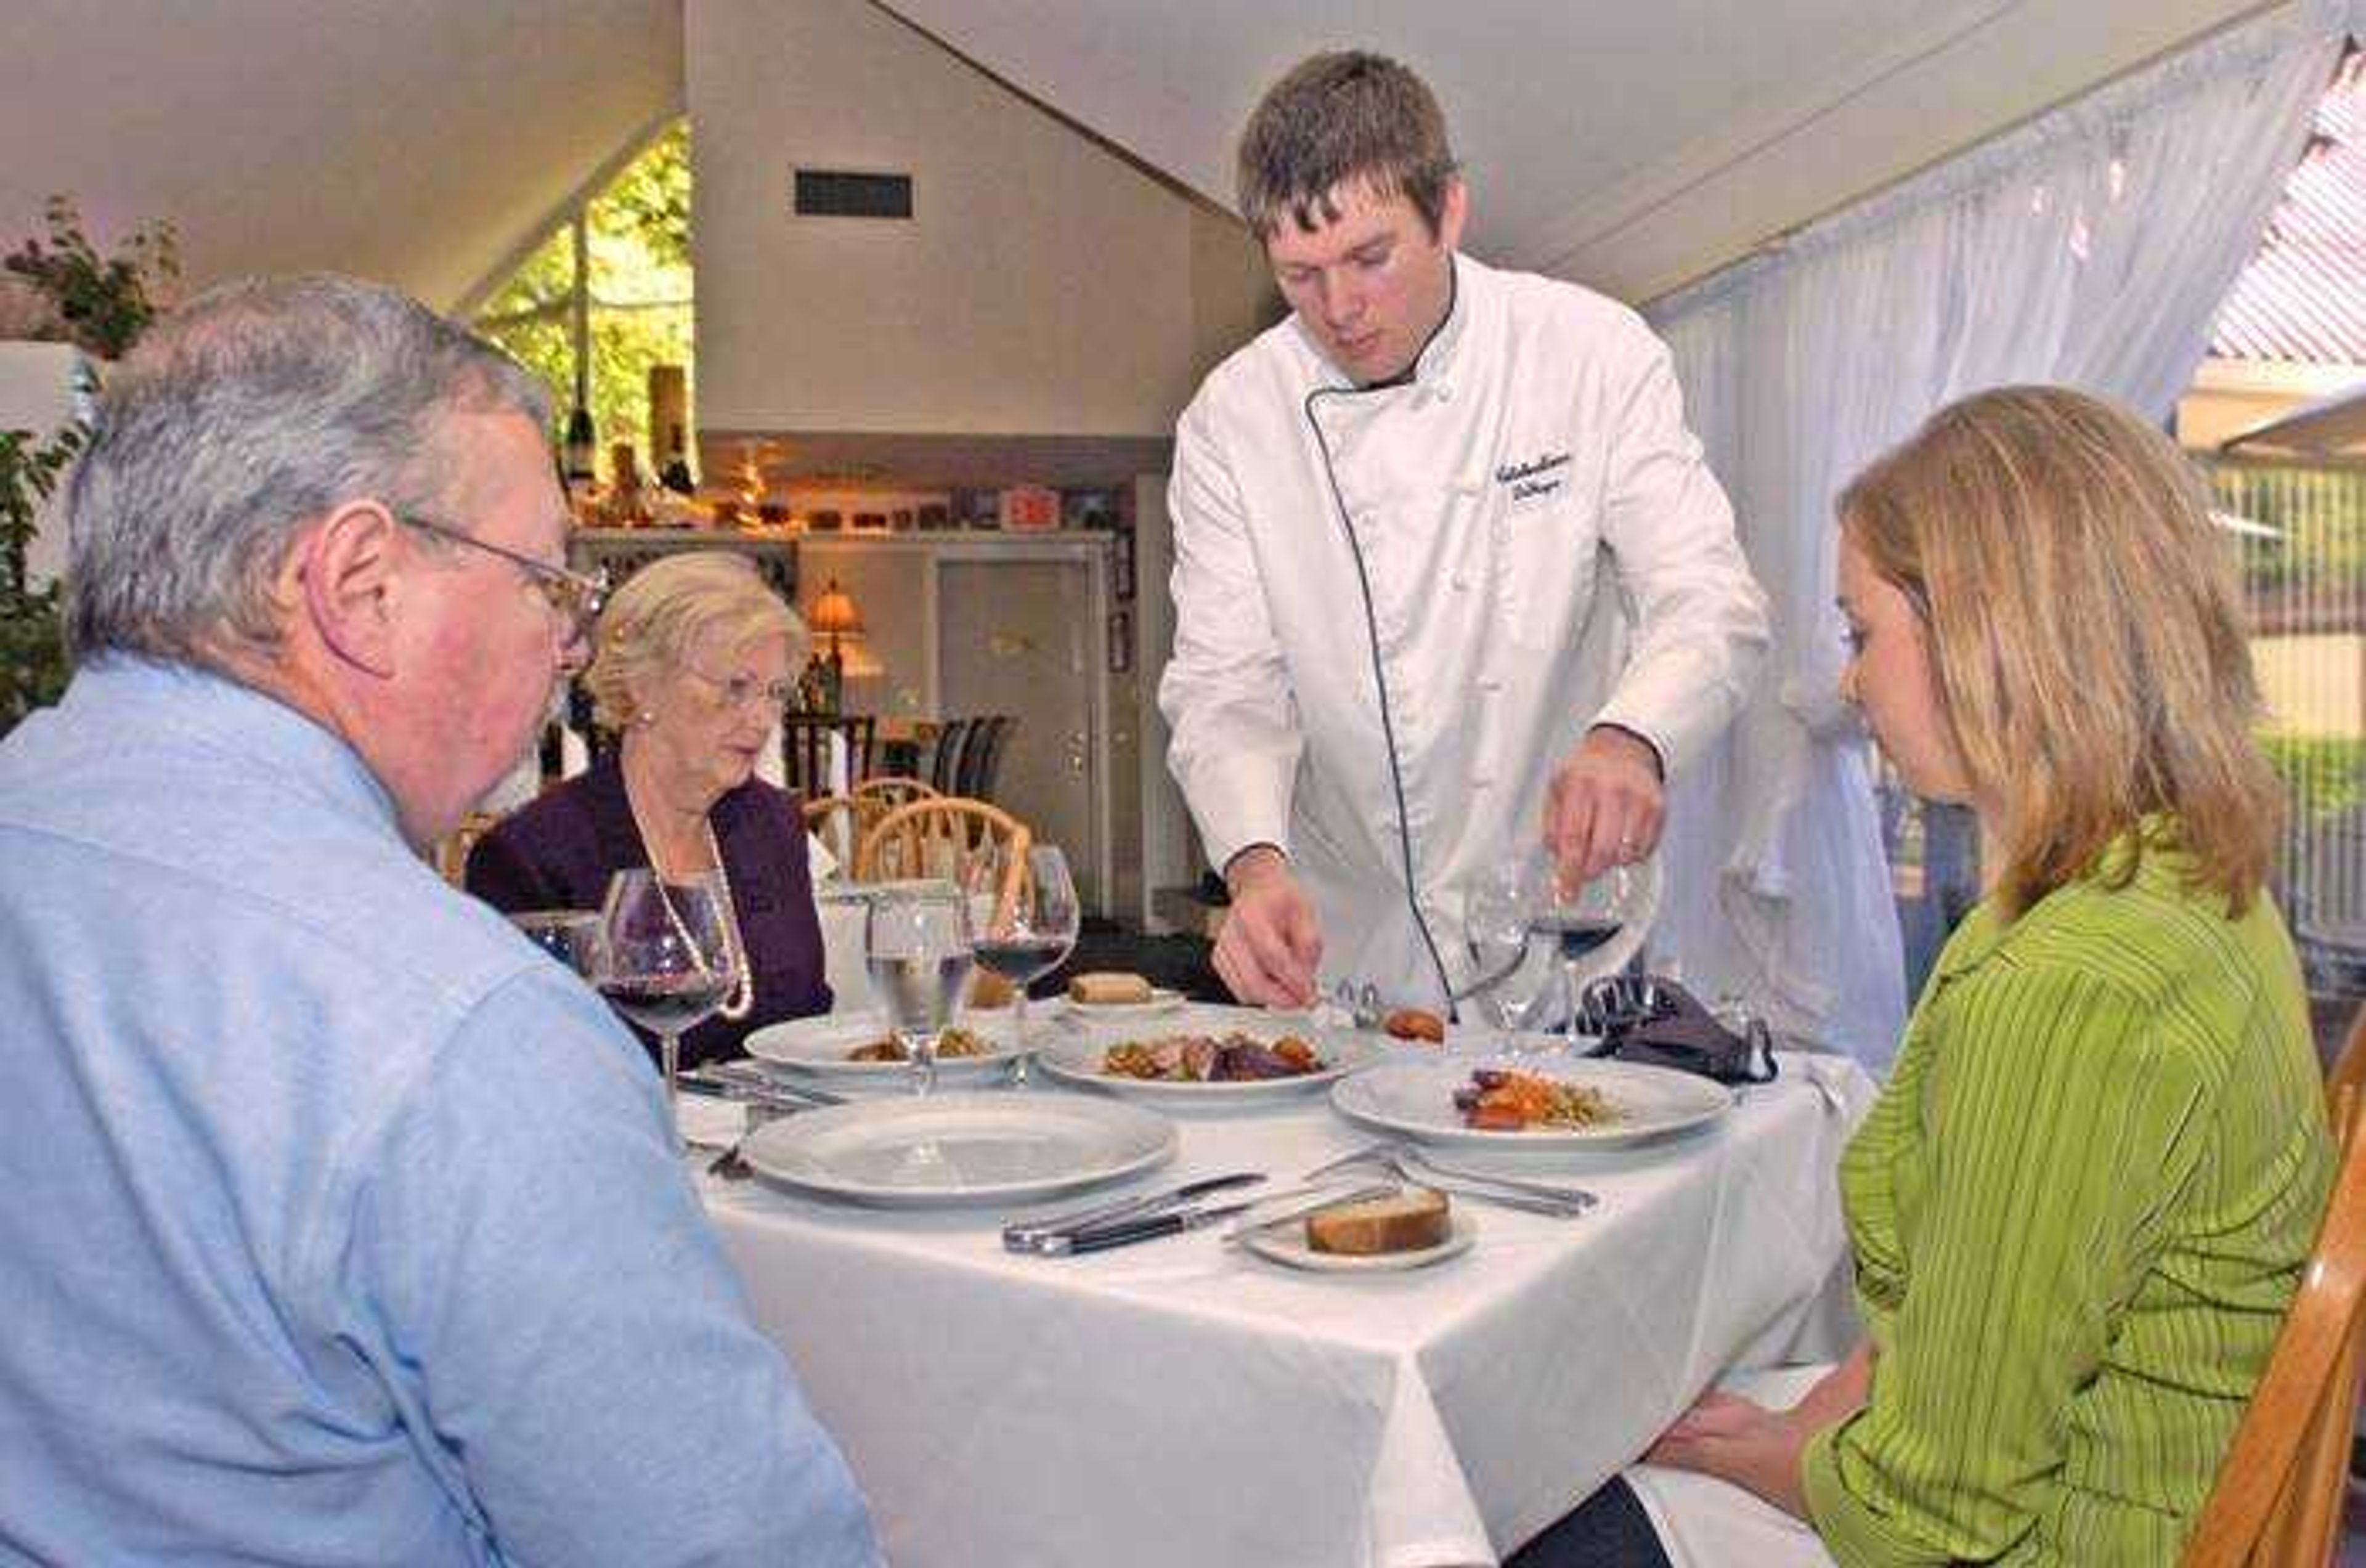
[697,1046,1869,1567]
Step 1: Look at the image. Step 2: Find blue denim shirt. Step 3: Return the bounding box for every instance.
[0,659,878,1566]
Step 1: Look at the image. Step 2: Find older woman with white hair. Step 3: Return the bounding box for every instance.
[468,550,831,1067]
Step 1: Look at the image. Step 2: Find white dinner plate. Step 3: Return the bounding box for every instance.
[742,1011,1026,1087]
[738,1091,1177,1208]
[1054,987,1187,1021]
[1330,1058,1731,1151]
[1035,1028,1380,1105]
[1240,1211,1478,1273]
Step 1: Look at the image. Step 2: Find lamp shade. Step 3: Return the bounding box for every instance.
[808,579,863,638]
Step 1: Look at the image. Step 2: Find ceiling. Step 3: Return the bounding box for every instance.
[0,0,2284,317]
[0,0,682,316]
[880,0,2280,299]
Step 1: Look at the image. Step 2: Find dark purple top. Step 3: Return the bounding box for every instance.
[465,757,831,1069]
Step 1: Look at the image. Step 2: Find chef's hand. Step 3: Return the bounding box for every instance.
[1214,847,1323,1008]
[1544,726,1665,888]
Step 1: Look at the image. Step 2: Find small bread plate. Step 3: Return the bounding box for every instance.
[1055,986,1189,1022]
[743,1011,1025,1090]
[1035,1027,1381,1105]
[737,1092,1176,1209]
[1240,1211,1478,1273]
[1330,1058,1731,1152]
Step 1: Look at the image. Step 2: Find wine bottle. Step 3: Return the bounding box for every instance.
[659,421,696,495]
[563,406,597,484]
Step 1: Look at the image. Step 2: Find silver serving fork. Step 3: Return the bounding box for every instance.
[1301,1142,1595,1216]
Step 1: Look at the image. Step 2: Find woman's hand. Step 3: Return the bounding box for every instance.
[1645,1392,1813,1520]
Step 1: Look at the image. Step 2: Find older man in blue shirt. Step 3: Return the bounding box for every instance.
[0,275,879,1565]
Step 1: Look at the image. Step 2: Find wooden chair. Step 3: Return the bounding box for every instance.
[853,796,1031,926]
[2180,1042,2366,1567]
[852,775,938,808]
[2325,1001,2366,1126]
[781,713,876,800]
[957,715,1016,802]
[927,717,975,794]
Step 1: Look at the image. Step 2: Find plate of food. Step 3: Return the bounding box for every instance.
[738,1091,1177,1209]
[1330,1058,1730,1150]
[1237,1188,1476,1273]
[742,1011,1026,1087]
[1054,972,1189,1020]
[1035,1025,1380,1104]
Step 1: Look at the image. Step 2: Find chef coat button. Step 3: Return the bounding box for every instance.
[1450,574,1470,591]
[1434,381,1453,403]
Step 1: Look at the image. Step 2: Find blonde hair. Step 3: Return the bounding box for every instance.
[583,552,808,730]
[1838,384,2280,918]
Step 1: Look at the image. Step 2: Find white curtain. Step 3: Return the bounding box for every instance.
[1644,0,2352,1070]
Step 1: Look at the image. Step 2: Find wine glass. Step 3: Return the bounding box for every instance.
[593,869,742,1111]
[864,885,975,1095]
[970,844,1083,1057]
[508,908,602,977]
[1462,872,1559,1055]
[1510,848,1646,1050]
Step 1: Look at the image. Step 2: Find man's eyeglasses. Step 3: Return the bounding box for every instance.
[396,513,609,640]
[689,668,797,710]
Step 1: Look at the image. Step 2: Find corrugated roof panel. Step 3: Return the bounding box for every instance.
[2208,49,2366,365]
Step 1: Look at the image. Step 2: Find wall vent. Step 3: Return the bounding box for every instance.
[794,169,914,220]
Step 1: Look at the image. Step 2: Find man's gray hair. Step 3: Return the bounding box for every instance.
[65,272,552,664]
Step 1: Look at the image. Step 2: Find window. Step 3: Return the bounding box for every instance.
[473,120,694,482]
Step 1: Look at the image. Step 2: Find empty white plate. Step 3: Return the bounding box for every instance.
[738,1091,1176,1208]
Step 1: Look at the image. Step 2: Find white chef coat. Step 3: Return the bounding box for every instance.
[1160,253,1769,1009]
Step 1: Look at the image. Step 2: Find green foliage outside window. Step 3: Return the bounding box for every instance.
[474,120,693,477]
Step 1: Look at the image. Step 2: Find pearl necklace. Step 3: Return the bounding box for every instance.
[625,765,754,1023]
[697,821,755,1022]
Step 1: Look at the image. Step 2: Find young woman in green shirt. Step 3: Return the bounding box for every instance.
[1521,386,2335,1567]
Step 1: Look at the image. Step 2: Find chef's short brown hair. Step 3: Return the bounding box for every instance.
[1237,51,1460,240]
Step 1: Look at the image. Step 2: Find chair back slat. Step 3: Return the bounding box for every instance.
[2180,1071,2366,1567]
[852,776,938,808]
[853,797,1031,928]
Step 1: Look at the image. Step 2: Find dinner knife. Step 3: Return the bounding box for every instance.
[1039,1182,1397,1256]
[1002,1171,1268,1249]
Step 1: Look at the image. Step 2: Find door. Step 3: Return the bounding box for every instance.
[934,556,1108,912]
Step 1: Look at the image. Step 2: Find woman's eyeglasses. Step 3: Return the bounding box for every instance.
[689,669,797,710]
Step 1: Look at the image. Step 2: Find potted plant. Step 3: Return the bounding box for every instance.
[4,195,178,359]
[0,197,177,736]
[0,425,79,733]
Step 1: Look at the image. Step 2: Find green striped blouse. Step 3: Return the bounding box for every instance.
[1800,830,2334,1566]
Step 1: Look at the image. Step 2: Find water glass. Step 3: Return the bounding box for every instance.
[864,885,975,1095]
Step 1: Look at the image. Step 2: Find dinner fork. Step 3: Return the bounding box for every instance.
[1301,1142,1595,1216]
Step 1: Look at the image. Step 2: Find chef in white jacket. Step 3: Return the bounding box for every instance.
[1161,51,1769,1011]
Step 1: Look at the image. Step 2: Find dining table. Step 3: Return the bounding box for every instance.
[691,1014,1872,1568]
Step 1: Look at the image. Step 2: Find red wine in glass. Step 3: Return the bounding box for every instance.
[973,935,1070,983]
[600,972,734,1036]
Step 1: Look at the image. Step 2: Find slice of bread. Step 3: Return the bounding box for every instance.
[1305,1187,1451,1255]
[1068,972,1153,1005]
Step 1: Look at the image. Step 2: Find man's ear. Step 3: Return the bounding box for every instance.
[291,503,404,678]
[1436,177,1468,252]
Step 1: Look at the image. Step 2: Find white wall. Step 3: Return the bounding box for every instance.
[688,0,1218,437]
